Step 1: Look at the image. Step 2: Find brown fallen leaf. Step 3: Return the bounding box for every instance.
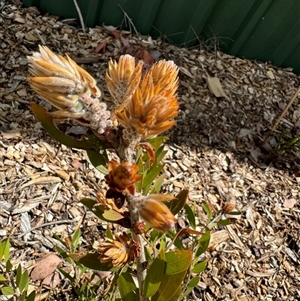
[206,77,228,99]
[95,40,107,53]
[283,198,297,209]
[31,254,63,281]
[42,271,61,288]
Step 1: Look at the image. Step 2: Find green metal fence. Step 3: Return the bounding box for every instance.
[21,0,300,73]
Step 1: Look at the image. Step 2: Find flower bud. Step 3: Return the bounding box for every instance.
[137,195,177,232]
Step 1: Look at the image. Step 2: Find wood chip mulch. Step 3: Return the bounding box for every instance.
[0,1,299,300]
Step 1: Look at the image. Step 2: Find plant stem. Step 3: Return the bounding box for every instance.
[128,199,147,300]
[123,145,147,301]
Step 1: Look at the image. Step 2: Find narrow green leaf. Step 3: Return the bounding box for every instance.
[58,267,75,284]
[16,264,22,289]
[117,271,138,301]
[18,270,29,293]
[0,238,10,262]
[187,276,200,287]
[192,261,207,273]
[80,198,111,222]
[152,271,184,301]
[202,201,212,222]
[184,204,196,229]
[70,252,112,271]
[71,228,81,251]
[142,164,164,195]
[156,149,168,165]
[148,136,167,153]
[86,149,108,174]
[27,290,36,301]
[143,257,166,297]
[0,274,7,282]
[6,259,13,272]
[1,286,14,295]
[182,276,200,297]
[195,231,210,257]
[165,190,188,215]
[165,250,192,275]
[30,103,93,150]
[150,173,165,194]
[106,226,113,240]
[217,219,232,226]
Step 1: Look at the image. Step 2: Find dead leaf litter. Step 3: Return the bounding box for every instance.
[0,2,299,301]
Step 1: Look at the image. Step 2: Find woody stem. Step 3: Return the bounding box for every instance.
[122,145,146,300]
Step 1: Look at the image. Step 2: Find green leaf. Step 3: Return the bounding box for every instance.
[102,209,124,222]
[30,103,94,150]
[217,219,232,226]
[150,173,165,194]
[151,271,184,301]
[0,238,10,262]
[69,252,112,271]
[18,269,29,293]
[58,267,75,284]
[80,198,111,222]
[6,260,13,272]
[86,149,108,174]
[192,261,207,273]
[1,286,14,295]
[195,230,210,257]
[165,190,188,215]
[106,226,113,240]
[184,204,196,229]
[148,136,168,153]
[27,290,36,301]
[202,201,212,222]
[0,274,7,282]
[142,164,164,195]
[187,276,200,287]
[182,276,200,297]
[16,264,22,289]
[71,228,81,251]
[143,257,166,297]
[165,250,192,275]
[117,271,138,301]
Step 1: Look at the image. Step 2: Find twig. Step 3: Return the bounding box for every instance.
[118,5,139,36]
[271,87,300,132]
[17,217,81,238]
[73,0,85,33]
[264,87,300,142]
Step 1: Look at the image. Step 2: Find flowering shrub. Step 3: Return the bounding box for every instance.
[27,46,234,300]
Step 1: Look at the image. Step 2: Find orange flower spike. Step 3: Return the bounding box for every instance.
[150,60,179,96]
[106,160,141,193]
[138,195,177,232]
[106,55,143,108]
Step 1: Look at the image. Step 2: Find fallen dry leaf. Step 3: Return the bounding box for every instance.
[283,198,297,209]
[95,40,107,53]
[31,254,63,281]
[206,77,228,99]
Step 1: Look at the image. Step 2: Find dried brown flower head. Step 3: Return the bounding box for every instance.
[115,60,179,140]
[106,55,143,109]
[27,45,100,111]
[93,232,140,267]
[136,195,177,232]
[27,46,113,134]
[105,160,141,194]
